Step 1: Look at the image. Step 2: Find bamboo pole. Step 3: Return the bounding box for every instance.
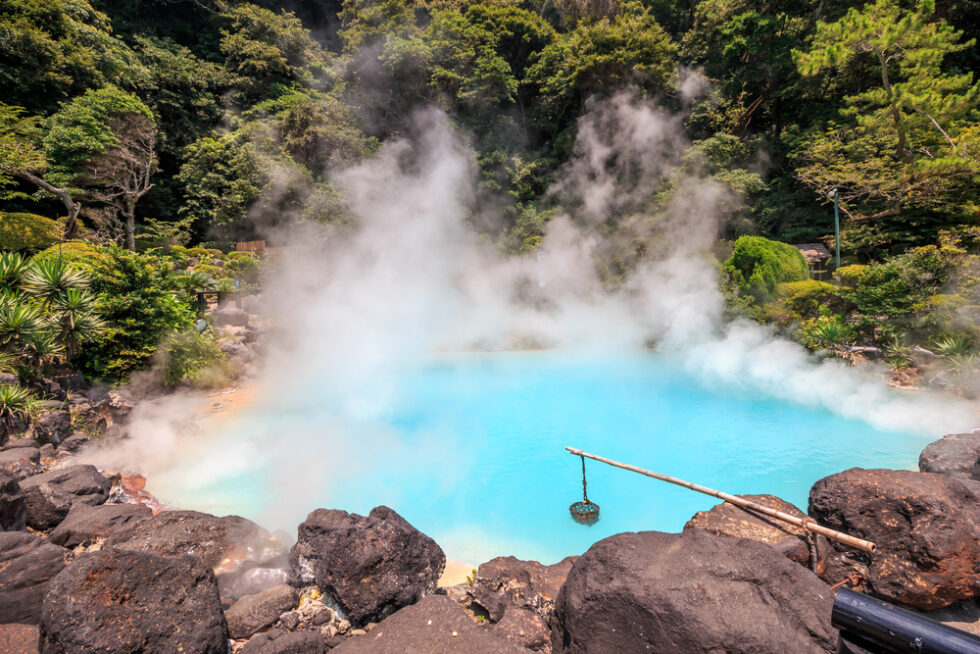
[566,447,876,555]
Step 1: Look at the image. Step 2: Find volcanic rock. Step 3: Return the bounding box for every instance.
[56,433,89,454]
[0,412,28,445]
[48,502,152,548]
[39,548,228,653]
[468,556,577,622]
[0,446,42,480]
[213,305,250,328]
[27,410,72,447]
[684,493,830,573]
[0,470,27,531]
[226,584,299,639]
[241,628,327,654]
[107,509,286,574]
[290,506,445,625]
[2,438,38,450]
[920,431,980,481]
[490,607,549,651]
[0,623,39,654]
[551,529,837,654]
[809,468,980,610]
[331,595,533,654]
[19,464,110,529]
[0,532,68,624]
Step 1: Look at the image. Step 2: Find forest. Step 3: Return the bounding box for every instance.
[0,0,979,391]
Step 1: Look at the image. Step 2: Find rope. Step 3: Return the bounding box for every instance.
[580,454,589,503]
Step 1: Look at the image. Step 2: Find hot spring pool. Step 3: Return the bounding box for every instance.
[154,350,938,564]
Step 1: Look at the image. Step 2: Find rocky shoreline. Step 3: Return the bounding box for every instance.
[1,302,978,652]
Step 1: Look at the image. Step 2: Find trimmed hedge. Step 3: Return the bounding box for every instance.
[724,236,809,298]
[0,212,62,251]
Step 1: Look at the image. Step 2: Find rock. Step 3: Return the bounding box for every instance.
[212,305,250,328]
[280,610,301,630]
[920,431,980,481]
[19,465,111,530]
[220,340,250,358]
[552,530,837,654]
[684,494,830,573]
[0,372,17,385]
[33,379,65,400]
[0,470,27,531]
[0,532,69,624]
[38,443,54,459]
[490,607,549,651]
[220,560,292,603]
[56,433,89,454]
[331,595,533,654]
[469,556,576,622]
[226,584,299,639]
[40,548,228,653]
[107,509,285,572]
[0,623,39,654]
[809,468,980,610]
[48,502,152,548]
[241,628,327,654]
[0,412,29,444]
[27,410,72,447]
[2,438,38,450]
[290,506,445,625]
[0,447,42,480]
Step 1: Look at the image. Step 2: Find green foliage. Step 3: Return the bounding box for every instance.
[0,213,62,251]
[834,264,869,287]
[225,255,261,285]
[0,383,38,419]
[74,246,194,382]
[32,241,111,273]
[775,280,848,319]
[724,235,809,298]
[796,313,858,350]
[158,328,227,388]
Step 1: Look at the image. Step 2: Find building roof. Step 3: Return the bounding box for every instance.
[794,243,832,263]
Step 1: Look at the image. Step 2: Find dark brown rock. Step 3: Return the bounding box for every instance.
[470,556,576,622]
[241,628,327,654]
[0,623,39,654]
[18,465,110,530]
[809,468,980,610]
[289,506,445,625]
[684,493,830,574]
[0,532,69,624]
[2,438,38,450]
[552,530,837,654]
[106,509,285,571]
[48,502,152,548]
[490,607,549,651]
[27,411,71,447]
[920,431,980,481]
[0,447,42,480]
[39,548,228,654]
[0,470,27,531]
[226,584,299,639]
[331,595,533,654]
[56,433,88,454]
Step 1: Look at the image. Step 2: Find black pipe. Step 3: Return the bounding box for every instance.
[832,588,980,654]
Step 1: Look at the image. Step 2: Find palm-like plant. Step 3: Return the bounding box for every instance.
[0,351,16,375]
[0,383,38,419]
[934,336,978,376]
[20,331,64,370]
[22,259,88,305]
[0,297,43,350]
[52,288,105,356]
[0,253,30,291]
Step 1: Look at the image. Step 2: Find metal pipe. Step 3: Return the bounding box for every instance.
[833,588,980,654]
[565,447,877,554]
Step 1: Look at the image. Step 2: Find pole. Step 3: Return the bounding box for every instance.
[565,447,876,554]
[833,189,841,270]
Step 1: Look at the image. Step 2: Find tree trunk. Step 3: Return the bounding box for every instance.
[123,198,136,251]
[14,171,81,240]
[875,48,909,162]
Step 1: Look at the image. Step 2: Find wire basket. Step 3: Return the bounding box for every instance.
[569,499,600,525]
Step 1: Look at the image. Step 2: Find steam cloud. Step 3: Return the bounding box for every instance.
[89,92,978,534]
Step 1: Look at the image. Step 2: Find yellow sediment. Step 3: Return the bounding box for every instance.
[197,384,258,423]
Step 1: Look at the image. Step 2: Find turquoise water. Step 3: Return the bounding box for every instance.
[157,351,934,564]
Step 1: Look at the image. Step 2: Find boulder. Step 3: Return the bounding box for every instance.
[0,470,27,531]
[56,433,89,454]
[212,305,250,328]
[2,438,38,450]
[48,502,152,548]
[226,584,299,639]
[0,624,39,654]
[0,412,28,444]
[241,629,327,654]
[27,410,72,447]
[39,548,228,654]
[469,556,576,622]
[0,446,42,480]
[919,431,980,481]
[0,532,68,624]
[19,464,111,530]
[220,340,251,358]
[809,468,980,610]
[107,509,286,572]
[219,559,291,603]
[684,494,830,573]
[552,530,837,654]
[290,506,446,625]
[331,595,533,654]
[490,607,549,651]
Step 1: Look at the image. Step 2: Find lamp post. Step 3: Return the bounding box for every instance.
[829,188,840,270]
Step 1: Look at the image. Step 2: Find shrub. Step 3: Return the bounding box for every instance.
[834,264,869,287]
[775,280,849,319]
[724,236,809,299]
[796,314,857,350]
[0,383,38,419]
[226,251,257,261]
[32,242,112,273]
[0,213,63,252]
[225,255,260,284]
[192,263,223,279]
[158,328,228,388]
[186,247,223,260]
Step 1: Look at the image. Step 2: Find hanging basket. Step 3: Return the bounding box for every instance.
[569,499,600,524]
